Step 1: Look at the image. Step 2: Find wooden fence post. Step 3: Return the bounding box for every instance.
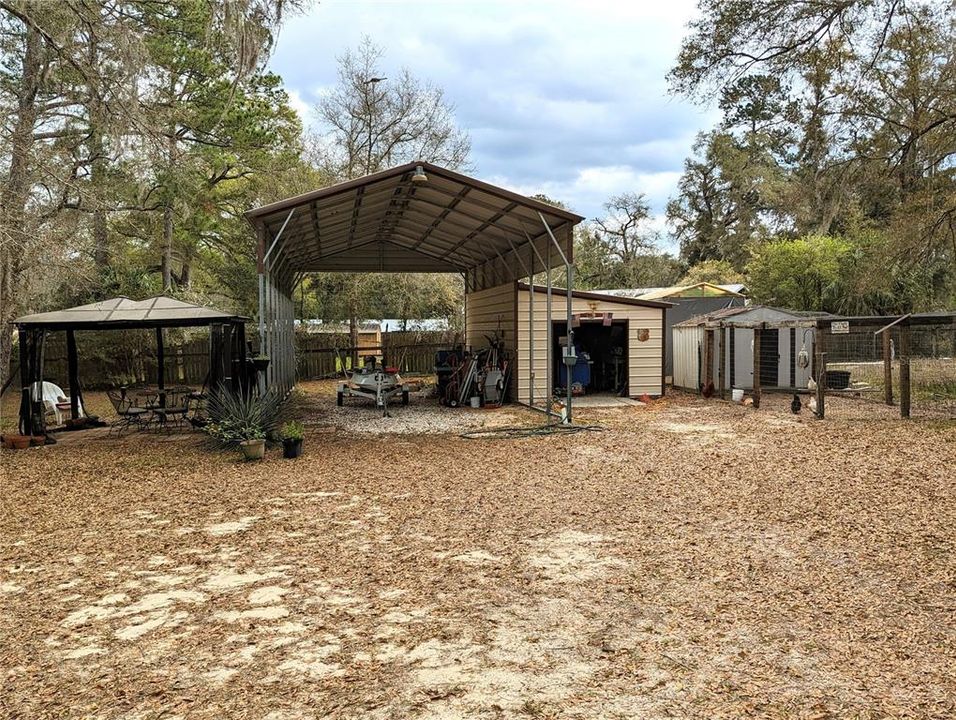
[704,328,715,393]
[882,329,893,405]
[752,324,762,409]
[900,323,911,418]
[718,323,726,399]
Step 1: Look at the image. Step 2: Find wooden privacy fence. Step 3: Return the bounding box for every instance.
[39,332,212,389]
[295,330,459,379]
[296,343,451,379]
[33,328,459,389]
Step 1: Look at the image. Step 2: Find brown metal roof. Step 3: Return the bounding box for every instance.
[15,297,245,329]
[517,283,672,309]
[246,162,583,289]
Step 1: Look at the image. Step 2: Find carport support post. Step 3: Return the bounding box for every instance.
[752,324,762,409]
[66,329,80,419]
[528,255,534,407]
[546,238,552,419]
[538,212,573,425]
[882,330,893,405]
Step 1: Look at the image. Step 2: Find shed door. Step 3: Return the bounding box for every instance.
[759,328,779,386]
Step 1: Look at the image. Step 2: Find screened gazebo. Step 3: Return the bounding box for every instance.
[15,296,249,435]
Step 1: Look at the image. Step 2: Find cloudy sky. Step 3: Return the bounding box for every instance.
[269,0,718,246]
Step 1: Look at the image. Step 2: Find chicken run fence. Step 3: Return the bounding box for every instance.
[814,316,956,421]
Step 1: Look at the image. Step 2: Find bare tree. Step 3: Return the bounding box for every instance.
[591,192,658,266]
[314,37,471,179]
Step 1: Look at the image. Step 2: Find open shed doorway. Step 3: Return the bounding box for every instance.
[552,320,629,396]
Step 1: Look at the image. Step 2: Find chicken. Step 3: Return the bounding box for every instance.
[808,376,817,392]
[790,394,802,414]
[808,397,818,415]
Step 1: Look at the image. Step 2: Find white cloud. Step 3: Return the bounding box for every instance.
[286,89,310,124]
[269,0,716,237]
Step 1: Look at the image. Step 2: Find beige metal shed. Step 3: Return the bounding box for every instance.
[465,282,668,408]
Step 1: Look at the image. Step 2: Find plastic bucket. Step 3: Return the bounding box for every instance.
[469,396,481,409]
[731,388,744,403]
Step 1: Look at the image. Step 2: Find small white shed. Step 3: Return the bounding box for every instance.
[465,281,668,405]
[672,306,825,391]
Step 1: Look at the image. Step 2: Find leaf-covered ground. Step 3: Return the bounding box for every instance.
[1,384,954,719]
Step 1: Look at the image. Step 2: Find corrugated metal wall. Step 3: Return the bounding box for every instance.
[464,282,518,396]
[516,289,664,404]
[672,325,704,390]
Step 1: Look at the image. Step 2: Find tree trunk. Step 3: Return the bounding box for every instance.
[162,203,173,291]
[162,128,176,292]
[88,35,109,271]
[93,203,109,269]
[349,314,359,367]
[0,24,42,385]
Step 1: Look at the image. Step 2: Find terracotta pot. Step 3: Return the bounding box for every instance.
[9,435,31,450]
[239,438,266,461]
[30,435,46,447]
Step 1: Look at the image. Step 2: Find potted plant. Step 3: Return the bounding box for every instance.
[239,434,266,461]
[6,435,32,450]
[205,386,280,462]
[280,421,305,459]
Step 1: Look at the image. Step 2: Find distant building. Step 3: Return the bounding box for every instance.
[595,282,748,382]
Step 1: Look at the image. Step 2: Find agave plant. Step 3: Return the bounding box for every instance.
[204,386,282,446]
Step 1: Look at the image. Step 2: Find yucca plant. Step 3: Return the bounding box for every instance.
[204,386,281,446]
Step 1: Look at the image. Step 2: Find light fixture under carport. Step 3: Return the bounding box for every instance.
[411,165,428,183]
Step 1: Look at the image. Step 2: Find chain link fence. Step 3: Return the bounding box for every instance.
[817,316,956,420]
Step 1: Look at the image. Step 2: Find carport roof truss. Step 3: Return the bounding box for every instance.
[245,161,584,292]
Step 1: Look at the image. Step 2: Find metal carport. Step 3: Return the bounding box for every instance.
[245,161,584,420]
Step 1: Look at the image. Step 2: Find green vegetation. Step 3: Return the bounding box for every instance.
[280,420,305,441]
[205,388,281,445]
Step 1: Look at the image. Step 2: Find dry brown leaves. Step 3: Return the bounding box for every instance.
[1,384,954,719]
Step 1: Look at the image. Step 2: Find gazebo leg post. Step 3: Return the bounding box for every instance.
[156,327,165,407]
[67,329,80,420]
[18,327,32,436]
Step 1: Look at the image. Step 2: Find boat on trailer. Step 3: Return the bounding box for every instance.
[337,356,409,416]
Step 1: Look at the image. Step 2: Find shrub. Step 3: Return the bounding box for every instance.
[280,421,305,441]
[205,387,281,446]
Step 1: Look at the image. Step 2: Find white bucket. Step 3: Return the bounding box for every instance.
[732,388,744,403]
[469,396,481,408]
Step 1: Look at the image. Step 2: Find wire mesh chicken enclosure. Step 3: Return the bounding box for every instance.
[815,315,956,421]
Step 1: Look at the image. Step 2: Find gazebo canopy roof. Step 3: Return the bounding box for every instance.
[245,161,583,289]
[15,296,246,330]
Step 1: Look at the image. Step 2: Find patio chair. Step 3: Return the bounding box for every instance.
[107,388,149,435]
[151,389,191,433]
